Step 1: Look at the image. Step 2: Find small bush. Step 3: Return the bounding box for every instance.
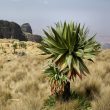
[43,95,56,109]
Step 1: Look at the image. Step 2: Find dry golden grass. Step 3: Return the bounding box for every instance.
[0,39,110,110]
[91,86,110,110]
[0,39,50,110]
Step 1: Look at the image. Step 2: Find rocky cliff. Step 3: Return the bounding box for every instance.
[21,23,42,43]
[21,23,32,34]
[0,20,42,42]
[0,20,26,41]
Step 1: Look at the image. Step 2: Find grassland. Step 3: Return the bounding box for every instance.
[0,39,110,110]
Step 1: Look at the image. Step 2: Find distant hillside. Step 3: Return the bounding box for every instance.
[103,43,110,49]
[0,39,110,110]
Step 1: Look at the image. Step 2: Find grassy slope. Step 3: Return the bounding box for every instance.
[0,39,110,110]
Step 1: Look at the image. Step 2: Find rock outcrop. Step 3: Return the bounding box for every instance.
[21,23,42,43]
[21,23,32,34]
[23,32,42,43]
[0,20,26,41]
[0,20,42,42]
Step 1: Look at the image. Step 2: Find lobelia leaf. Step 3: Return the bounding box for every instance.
[66,54,73,71]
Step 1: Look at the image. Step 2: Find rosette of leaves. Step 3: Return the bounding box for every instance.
[39,21,101,98]
[44,65,68,94]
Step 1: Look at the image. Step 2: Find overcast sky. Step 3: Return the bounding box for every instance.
[0,0,110,43]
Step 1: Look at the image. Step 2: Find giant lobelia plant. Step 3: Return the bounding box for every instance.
[39,21,101,101]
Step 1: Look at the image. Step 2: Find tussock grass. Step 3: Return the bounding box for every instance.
[92,86,110,110]
[0,39,110,110]
[0,39,50,110]
[74,76,102,100]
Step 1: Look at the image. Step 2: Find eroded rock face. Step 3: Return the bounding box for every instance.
[21,23,32,34]
[0,20,26,41]
[0,20,42,42]
[24,32,42,43]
